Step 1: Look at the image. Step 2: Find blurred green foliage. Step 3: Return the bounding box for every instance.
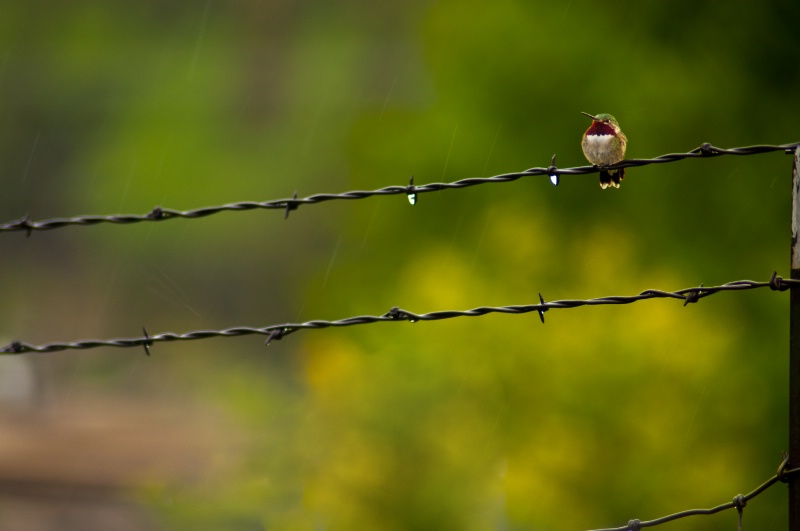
[1,0,799,529]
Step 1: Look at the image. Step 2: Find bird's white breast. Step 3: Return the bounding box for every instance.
[582,134,617,165]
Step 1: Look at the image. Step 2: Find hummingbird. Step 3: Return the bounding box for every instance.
[581,112,627,189]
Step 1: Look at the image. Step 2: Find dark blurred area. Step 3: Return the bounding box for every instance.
[0,1,798,529]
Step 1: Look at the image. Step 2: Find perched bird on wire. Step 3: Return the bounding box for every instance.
[581,112,627,189]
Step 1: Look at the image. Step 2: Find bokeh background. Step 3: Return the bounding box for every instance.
[1,1,798,529]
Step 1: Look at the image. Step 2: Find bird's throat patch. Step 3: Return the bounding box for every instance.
[586,122,616,136]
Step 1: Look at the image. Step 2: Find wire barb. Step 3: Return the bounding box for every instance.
[683,283,703,306]
[2,142,798,234]
[7,213,34,238]
[265,328,289,346]
[7,341,24,354]
[537,293,548,323]
[777,451,791,483]
[2,274,797,355]
[768,270,789,291]
[732,494,746,531]
[284,191,299,219]
[697,143,716,156]
[142,326,152,356]
[147,207,167,220]
[384,307,406,320]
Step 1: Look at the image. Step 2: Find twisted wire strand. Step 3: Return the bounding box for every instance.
[587,455,800,531]
[2,273,794,355]
[1,142,798,234]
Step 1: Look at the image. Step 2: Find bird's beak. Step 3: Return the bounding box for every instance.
[580,111,598,120]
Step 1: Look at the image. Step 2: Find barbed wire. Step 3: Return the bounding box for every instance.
[588,453,800,531]
[1,142,797,235]
[1,272,794,355]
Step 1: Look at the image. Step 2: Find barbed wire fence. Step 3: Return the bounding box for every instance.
[0,142,797,235]
[2,143,799,530]
[0,273,795,355]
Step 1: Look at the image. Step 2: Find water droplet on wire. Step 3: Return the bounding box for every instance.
[407,176,418,205]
